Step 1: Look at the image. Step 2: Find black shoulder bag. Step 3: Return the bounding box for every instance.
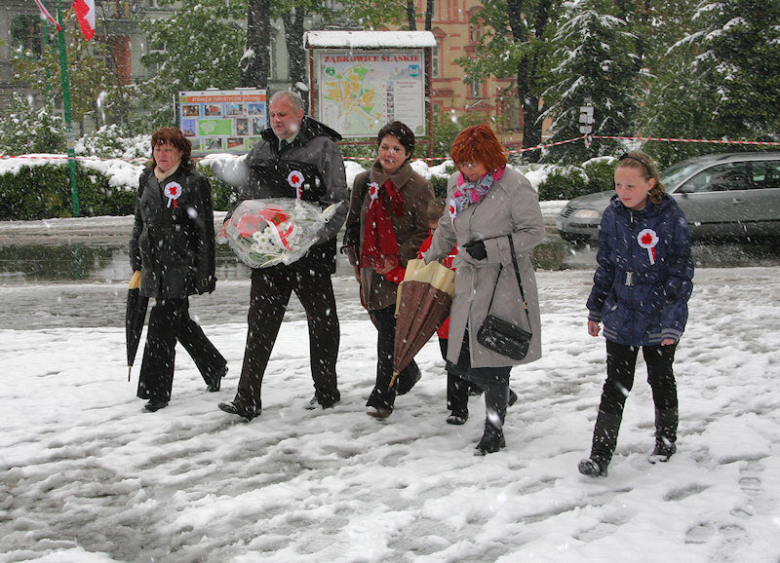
[476,236,533,360]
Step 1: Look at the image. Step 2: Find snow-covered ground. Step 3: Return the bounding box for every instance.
[1,214,779,561]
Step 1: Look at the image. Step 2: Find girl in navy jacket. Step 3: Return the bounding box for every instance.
[579,152,694,477]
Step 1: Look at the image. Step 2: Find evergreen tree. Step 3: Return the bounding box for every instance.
[693,0,780,140]
[541,0,641,164]
[636,0,723,167]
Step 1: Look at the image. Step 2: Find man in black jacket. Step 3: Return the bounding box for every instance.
[219,90,348,420]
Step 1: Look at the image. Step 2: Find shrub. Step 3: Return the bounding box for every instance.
[582,157,616,196]
[0,95,65,156]
[198,163,239,211]
[537,167,587,201]
[75,125,149,160]
[430,174,450,199]
[537,158,617,201]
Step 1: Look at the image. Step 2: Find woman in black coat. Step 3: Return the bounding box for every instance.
[129,127,227,412]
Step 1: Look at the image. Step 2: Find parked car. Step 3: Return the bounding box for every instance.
[556,152,780,242]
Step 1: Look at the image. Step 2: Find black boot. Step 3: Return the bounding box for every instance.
[649,407,678,463]
[475,420,505,455]
[475,383,508,456]
[579,411,622,477]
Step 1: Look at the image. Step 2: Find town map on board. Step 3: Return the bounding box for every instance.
[317,50,426,138]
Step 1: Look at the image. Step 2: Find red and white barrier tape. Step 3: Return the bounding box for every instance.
[592,135,780,147]
[2,134,778,165]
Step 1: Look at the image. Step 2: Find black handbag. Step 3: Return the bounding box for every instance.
[476,236,533,360]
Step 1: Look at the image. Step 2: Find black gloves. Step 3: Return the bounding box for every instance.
[196,276,217,295]
[463,239,487,260]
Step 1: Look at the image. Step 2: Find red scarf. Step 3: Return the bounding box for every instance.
[360,178,404,270]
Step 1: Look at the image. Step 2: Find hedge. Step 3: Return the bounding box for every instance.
[0,161,238,220]
[0,162,136,220]
[537,158,616,201]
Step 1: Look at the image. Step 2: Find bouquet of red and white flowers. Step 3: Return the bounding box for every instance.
[224,199,340,268]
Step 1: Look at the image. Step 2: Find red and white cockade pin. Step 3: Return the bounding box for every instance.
[164,182,182,209]
[637,228,659,264]
[287,171,304,198]
[368,182,380,206]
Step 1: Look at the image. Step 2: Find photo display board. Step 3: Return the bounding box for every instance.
[315,50,426,138]
[178,89,266,153]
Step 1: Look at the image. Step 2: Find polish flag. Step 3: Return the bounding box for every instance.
[74,0,96,40]
[32,0,62,31]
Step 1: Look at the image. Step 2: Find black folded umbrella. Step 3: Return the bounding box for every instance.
[126,278,148,382]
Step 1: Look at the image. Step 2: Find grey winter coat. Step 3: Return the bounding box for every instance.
[343,159,434,310]
[237,116,348,273]
[424,166,544,368]
[129,166,217,298]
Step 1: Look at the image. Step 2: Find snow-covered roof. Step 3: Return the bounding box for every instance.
[304,30,437,49]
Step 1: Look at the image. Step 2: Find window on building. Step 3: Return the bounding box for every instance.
[500,95,523,131]
[432,46,440,78]
[469,23,482,44]
[469,80,481,99]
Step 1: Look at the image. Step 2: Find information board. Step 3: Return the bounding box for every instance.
[178,89,266,153]
[315,50,426,138]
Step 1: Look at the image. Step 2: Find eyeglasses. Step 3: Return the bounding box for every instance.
[458,161,480,169]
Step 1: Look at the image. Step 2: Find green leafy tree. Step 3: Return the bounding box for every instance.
[12,10,122,135]
[138,0,246,131]
[456,0,560,163]
[541,0,641,164]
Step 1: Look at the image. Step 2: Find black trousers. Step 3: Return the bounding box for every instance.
[598,340,678,416]
[234,265,340,412]
[439,338,470,414]
[366,305,420,411]
[137,297,226,403]
[450,327,511,427]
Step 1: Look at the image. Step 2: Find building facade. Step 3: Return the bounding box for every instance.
[1,0,527,145]
[418,0,524,147]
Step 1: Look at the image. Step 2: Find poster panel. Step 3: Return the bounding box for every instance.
[178,89,266,153]
[315,50,426,138]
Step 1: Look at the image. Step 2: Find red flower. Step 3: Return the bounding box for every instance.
[236,214,261,238]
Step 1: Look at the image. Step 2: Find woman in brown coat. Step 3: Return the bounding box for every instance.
[342,121,434,419]
[423,124,544,454]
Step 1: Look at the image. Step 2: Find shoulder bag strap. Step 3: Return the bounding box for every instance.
[508,235,532,333]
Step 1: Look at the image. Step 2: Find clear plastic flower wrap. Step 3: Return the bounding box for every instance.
[225,198,341,268]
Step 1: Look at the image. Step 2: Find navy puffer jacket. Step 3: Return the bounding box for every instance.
[587,194,694,346]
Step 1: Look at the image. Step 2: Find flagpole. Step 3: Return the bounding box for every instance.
[55,0,80,217]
